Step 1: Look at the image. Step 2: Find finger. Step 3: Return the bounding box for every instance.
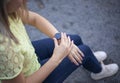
[76,52,83,61]
[68,54,74,63]
[74,47,83,60]
[72,51,82,64]
[69,40,74,52]
[67,36,71,46]
[71,40,74,47]
[61,32,64,43]
[76,46,84,57]
[74,51,83,63]
[75,47,84,61]
[63,33,67,42]
[70,54,79,66]
[53,38,58,47]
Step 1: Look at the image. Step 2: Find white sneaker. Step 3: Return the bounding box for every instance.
[91,63,119,80]
[94,51,107,62]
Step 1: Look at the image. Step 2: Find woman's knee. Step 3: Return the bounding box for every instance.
[68,34,83,45]
[79,45,102,73]
[78,44,94,60]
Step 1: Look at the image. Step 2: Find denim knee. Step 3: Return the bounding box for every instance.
[68,34,83,45]
[78,45,102,73]
[78,44,92,57]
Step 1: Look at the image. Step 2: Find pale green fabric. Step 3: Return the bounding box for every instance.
[0,18,40,82]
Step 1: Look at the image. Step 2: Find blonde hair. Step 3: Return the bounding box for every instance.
[0,0,28,44]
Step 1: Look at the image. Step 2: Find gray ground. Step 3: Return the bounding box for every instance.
[26,0,120,83]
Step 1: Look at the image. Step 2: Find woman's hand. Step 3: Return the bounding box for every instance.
[51,32,73,63]
[68,43,84,66]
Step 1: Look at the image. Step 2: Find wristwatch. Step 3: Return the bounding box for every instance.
[54,33,61,40]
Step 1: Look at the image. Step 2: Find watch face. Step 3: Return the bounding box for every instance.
[55,33,61,40]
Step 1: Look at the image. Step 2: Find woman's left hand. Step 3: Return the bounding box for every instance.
[68,44,84,66]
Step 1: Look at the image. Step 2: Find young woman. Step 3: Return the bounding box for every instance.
[0,0,119,83]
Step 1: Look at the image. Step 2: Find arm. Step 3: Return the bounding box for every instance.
[2,33,73,83]
[26,58,60,83]
[2,57,60,83]
[21,10,84,66]
[21,11,59,38]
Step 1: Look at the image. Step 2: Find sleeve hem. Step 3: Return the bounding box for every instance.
[0,66,23,80]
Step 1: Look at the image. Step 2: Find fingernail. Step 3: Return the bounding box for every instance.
[79,61,82,64]
[72,40,74,43]
[76,63,79,66]
[72,40,74,44]
[81,58,83,61]
[83,54,85,57]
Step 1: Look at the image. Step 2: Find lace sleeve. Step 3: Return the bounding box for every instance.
[0,43,24,80]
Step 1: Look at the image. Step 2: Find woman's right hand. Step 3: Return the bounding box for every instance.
[51,32,73,63]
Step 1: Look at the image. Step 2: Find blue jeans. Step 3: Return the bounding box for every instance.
[32,34,102,83]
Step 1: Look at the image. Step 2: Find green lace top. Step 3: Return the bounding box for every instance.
[0,18,40,82]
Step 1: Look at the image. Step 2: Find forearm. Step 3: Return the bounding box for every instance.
[2,56,60,83]
[29,11,59,38]
[26,57,60,83]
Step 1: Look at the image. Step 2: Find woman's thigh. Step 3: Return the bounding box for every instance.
[32,34,83,62]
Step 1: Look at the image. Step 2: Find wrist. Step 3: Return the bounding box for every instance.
[50,55,62,65]
[54,32,61,40]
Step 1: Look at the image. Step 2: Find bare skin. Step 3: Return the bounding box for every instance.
[2,0,84,83]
